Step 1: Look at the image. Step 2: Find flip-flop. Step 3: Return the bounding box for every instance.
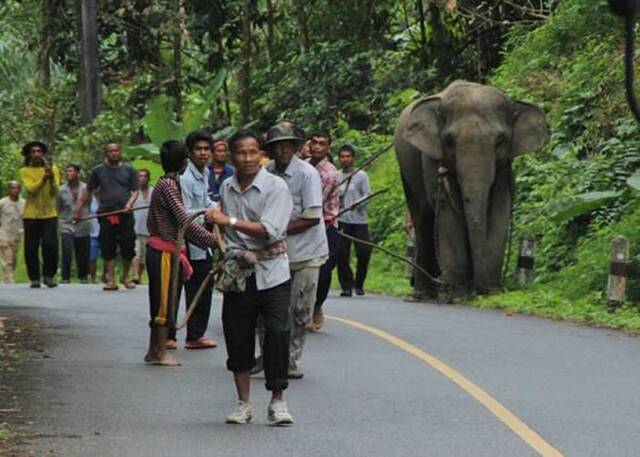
[165,340,178,350]
[120,279,136,289]
[103,283,119,291]
[185,337,217,349]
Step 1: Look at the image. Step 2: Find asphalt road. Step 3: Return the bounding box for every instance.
[1,284,640,457]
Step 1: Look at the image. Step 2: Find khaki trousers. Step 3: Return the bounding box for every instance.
[0,238,20,283]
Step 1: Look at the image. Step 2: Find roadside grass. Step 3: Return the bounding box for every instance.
[0,423,14,441]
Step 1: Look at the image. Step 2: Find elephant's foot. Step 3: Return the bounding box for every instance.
[403,287,438,303]
[437,283,473,303]
[474,283,504,297]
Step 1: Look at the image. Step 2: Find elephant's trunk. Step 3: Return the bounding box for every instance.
[458,159,496,293]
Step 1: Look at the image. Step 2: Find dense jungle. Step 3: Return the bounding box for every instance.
[2,0,640,330]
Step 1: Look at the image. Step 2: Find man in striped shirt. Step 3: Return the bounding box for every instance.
[143,140,218,367]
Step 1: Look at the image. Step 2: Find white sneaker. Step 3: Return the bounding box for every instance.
[225,401,253,424]
[267,399,294,426]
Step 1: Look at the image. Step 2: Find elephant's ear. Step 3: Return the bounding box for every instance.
[402,96,443,161]
[511,101,550,157]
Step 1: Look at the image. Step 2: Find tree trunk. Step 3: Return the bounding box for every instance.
[39,0,55,86]
[76,0,101,125]
[416,0,428,69]
[173,0,184,122]
[265,0,275,59]
[356,0,375,50]
[238,0,252,124]
[292,0,309,55]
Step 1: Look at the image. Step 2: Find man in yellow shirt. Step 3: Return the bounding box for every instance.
[19,141,60,288]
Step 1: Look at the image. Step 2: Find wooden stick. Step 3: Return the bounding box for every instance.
[78,205,150,221]
[337,143,393,187]
[337,229,442,285]
[337,188,388,217]
[175,260,225,330]
[168,210,208,334]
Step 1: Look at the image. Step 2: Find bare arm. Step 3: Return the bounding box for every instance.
[287,217,320,235]
[206,208,268,239]
[124,190,139,212]
[73,187,92,221]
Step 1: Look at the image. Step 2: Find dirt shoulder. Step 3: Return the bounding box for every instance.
[0,310,48,457]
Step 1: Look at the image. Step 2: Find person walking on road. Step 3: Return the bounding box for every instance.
[307,131,339,330]
[336,144,372,296]
[20,141,60,288]
[260,122,328,379]
[208,129,294,426]
[144,140,219,367]
[132,169,153,284]
[58,164,91,283]
[0,181,25,283]
[167,130,218,350]
[74,141,139,291]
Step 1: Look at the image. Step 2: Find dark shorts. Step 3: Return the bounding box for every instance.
[99,213,136,261]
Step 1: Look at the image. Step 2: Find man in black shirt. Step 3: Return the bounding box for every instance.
[75,141,139,290]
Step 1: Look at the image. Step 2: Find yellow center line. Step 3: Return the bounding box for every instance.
[327,314,564,457]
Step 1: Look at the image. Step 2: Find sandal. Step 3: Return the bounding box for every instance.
[165,339,177,350]
[121,279,136,290]
[103,283,119,291]
[185,336,217,350]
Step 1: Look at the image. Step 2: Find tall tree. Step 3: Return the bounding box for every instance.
[265,0,275,59]
[238,0,252,124]
[39,0,56,86]
[173,0,184,122]
[76,0,101,124]
[416,0,428,70]
[293,0,309,55]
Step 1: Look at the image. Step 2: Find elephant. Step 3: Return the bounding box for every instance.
[394,81,550,301]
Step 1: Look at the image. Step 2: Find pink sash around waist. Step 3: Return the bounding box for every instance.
[148,236,194,281]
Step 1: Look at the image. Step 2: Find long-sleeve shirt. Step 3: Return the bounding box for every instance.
[19,165,61,219]
[181,160,215,260]
[147,175,216,249]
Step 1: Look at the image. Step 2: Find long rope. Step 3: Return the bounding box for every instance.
[337,230,442,285]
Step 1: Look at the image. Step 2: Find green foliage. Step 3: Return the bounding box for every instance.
[470,0,640,330]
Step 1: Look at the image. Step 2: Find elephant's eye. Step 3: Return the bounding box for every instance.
[495,134,508,150]
[442,133,456,152]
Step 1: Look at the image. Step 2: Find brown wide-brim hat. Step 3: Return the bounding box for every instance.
[22,141,49,157]
[263,123,304,150]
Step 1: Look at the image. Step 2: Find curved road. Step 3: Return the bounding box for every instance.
[1,284,639,456]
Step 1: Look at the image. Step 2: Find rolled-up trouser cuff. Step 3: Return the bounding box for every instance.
[227,356,256,374]
[265,378,288,392]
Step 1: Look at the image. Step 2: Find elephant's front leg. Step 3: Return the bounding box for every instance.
[436,183,472,301]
